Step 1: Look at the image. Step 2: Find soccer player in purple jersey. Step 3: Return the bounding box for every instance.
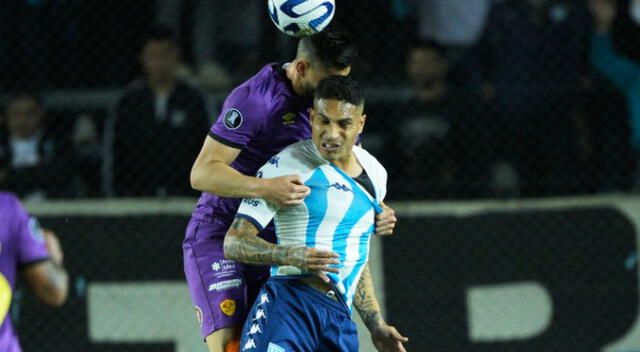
[183,26,397,352]
[0,192,68,352]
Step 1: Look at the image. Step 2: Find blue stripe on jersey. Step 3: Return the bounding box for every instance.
[329,165,380,305]
[303,169,330,248]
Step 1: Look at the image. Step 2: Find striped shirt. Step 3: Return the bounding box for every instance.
[236,139,387,309]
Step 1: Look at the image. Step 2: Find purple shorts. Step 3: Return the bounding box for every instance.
[183,216,270,339]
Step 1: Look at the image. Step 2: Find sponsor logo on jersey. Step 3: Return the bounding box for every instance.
[243,198,261,207]
[242,338,257,350]
[329,182,351,192]
[208,279,243,292]
[220,299,236,316]
[268,156,280,167]
[282,112,296,125]
[223,108,243,130]
[195,306,203,327]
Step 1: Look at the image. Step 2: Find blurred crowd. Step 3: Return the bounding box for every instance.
[1,0,639,201]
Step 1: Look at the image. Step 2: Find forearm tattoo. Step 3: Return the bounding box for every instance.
[224,218,290,266]
[354,264,383,330]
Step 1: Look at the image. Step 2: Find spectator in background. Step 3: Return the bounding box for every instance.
[384,41,491,199]
[114,25,209,197]
[589,0,640,173]
[407,0,492,75]
[476,0,592,196]
[0,93,74,200]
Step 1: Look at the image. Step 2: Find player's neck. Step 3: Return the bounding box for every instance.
[333,153,362,177]
[285,62,306,97]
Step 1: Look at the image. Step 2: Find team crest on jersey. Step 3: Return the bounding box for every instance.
[282,112,296,125]
[220,299,236,316]
[28,217,45,243]
[223,108,243,130]
[195,306,203,327]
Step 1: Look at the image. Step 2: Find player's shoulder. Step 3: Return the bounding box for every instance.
[262,140,326,176]
[0,192,20,208]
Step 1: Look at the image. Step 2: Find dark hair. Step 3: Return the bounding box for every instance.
[4,91,43,111]
[298,24,358,70]
[140,23,177,52]
[314,75,364,107]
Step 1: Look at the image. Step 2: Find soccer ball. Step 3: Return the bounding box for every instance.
[268,0,336,37]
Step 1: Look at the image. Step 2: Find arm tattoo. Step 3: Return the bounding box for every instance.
[224,217,291,267]
[354,264,384,330]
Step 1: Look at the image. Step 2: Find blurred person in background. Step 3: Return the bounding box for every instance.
[0,93,74,200]
[381,40,492,199]
[589,0,640,187]
[476,0,592,196]
[113,24,209,197]
[0,192,69,351]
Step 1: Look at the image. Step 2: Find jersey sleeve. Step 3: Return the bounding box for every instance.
[209,85,268,149]
[12,197,49,266]
[235,155,287,231]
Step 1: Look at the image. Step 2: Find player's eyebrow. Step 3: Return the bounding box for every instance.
[318,112,352,124]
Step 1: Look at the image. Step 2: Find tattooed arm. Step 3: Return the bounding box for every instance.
[223,217,340,276]
[354,264,408,352]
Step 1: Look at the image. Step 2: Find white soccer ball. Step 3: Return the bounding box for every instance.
[268,0,336,37]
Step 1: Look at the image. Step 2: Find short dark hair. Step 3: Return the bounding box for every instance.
[314,75,364,107]
[140,23,177,52]
[298,24,358,70]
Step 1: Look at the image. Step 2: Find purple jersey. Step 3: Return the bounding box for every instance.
[0,192,49,352]
[192,63,312,232]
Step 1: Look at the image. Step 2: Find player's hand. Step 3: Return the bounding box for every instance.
[43,230,64,268]
[260,175,311,207]
[371,323,409,352]
[288,246,340,282]
[374,202,396,236]
[589,0,616,32]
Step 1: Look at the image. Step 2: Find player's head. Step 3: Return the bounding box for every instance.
[406,39,449,89]
[311,76,365,163]
[4,92,44,139]
[139,24,180,83]
[292,25,358,97]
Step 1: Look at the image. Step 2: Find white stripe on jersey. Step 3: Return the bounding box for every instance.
[236,140,387,309]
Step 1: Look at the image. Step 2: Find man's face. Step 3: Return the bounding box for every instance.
[302,64,351,97]
[406,47,448,89]
[6,98,43,138]
[311,98,365,163]
[140,40,179,82]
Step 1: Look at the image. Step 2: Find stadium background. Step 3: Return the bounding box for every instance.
[2,0,640,351]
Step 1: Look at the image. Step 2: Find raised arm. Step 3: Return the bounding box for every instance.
[22,230,68,307]
[190,136,310,207]
[354,264,408,352]
[223,217,339,279]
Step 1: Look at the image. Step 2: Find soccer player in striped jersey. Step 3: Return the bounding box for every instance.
[185,25,397,352]
[224,76,407,352]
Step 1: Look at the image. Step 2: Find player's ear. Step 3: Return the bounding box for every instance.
[358,114,367,134]
[296,60,310,77]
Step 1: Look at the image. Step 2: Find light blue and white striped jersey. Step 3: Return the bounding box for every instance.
[236,139,387,309]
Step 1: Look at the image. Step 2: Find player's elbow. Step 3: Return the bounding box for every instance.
[223,235,239,261]
[39,278,69,307]
[45,287,68,307]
